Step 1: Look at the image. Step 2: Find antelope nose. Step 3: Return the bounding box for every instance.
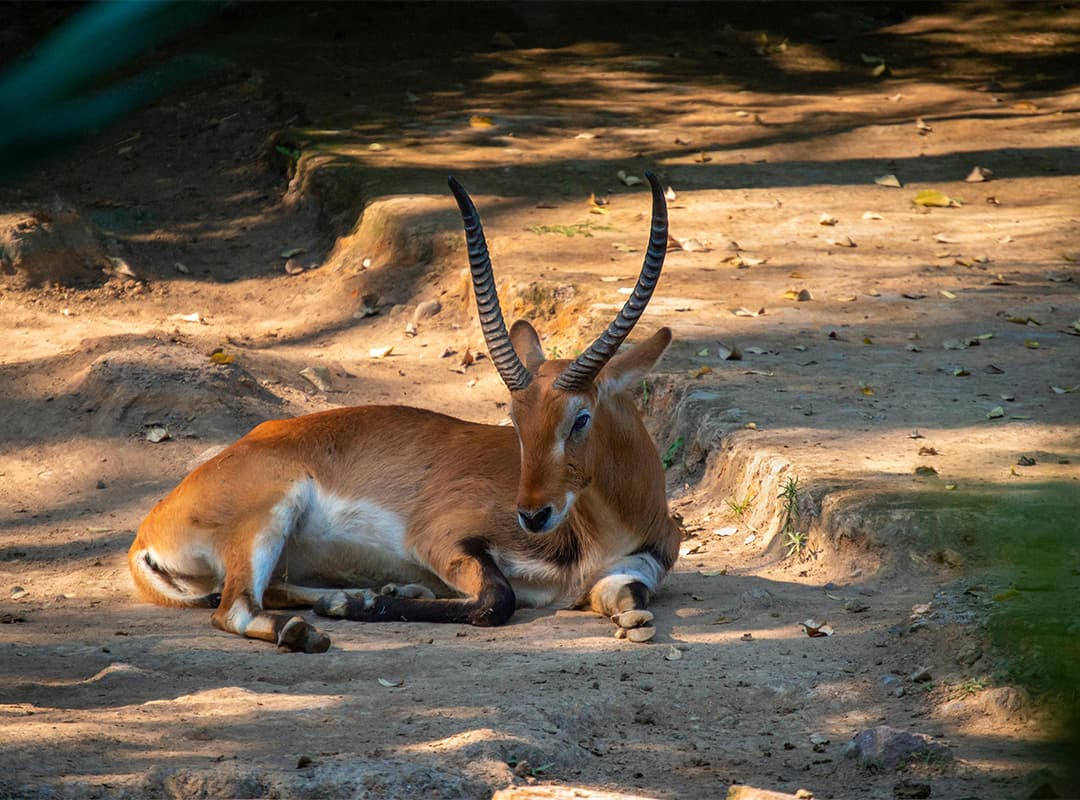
[517,505,553,533]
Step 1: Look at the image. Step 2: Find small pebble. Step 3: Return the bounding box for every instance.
[910,666,932,682]
[626,626,655,643]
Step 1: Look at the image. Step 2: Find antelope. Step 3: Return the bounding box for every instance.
[127,173,680,652]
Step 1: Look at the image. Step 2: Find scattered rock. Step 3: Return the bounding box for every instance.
[910,667,932,683]
[956,643,982,667]
[892,779,932,798]
[413,299,442,322]
[10,586,27,600]
[300,366,333,392]
[847,725,951,769]
[284,258,305,275]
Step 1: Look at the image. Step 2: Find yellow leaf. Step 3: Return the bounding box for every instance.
[587,192,609,215]
[862,336,873,345]
[940,289,957,299]
[209,351,234,365]
[690,365,713,378]
[468,115,494,128]
[1023,339,1040,349]
[914,189,961,208]
[860,383,875,396]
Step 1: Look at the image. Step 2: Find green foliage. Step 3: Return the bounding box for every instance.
[779,474,807,558]
[662,438,683,470]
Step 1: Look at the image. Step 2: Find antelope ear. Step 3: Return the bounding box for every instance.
[596,327,672,395]
[510,320,546,373]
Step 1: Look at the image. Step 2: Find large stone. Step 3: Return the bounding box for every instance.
[846,725,951,769]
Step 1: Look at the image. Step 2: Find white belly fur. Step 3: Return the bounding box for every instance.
[272,480,437,590]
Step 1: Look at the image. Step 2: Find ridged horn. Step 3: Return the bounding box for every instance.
[448,176,532,392]
[553,170,668,391]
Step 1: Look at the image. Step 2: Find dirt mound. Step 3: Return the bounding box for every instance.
[66,336,282,440]
[0,202,110,288]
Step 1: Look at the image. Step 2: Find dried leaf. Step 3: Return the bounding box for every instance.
[170,312,205,324]
[284,258,305,275]
[713,526,738,537]
[694,151,713,163]
[469,115,494,128]
[735,254,768,267]
[799,619,834,637]
[209,350,234,365]
[699,569,727,577]
[740,632,754,642]
[617,170,643,187]
[1006,315,1041,326]
[460,348,475,368]
[836,295,857,302]
[713,615,734,625]
[918,446,940,456]
[1012,101,1038,112]
[783,288,813,301]
[965,166,993,182]
[825,236,856,248]
[588,193,609,215]
[862,336,873,345]
[990,274,1015,285]
[915,117,933,134]
[940,289,957,299]
[677,237,709,252]
[952,367,970,377]
[280,247,305,259]
[875,174,902,188]
[1023,339,1040,349]
[664,646,683,661]
[987,406,1005,419]
[819,213,838,226]
[690,365,713,378]
[732,307,765,318]
[914,190,961,208]
[664,186,677,201]
[146,426,171,443]
[1051,385,1077,394]
[716,343,742,361]
[859,383,875,396]
[915,465,938,476]
[862,211,883,220]
[369,346,394,359]
[377,677,404,688]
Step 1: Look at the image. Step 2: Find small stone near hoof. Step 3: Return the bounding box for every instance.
[613,609,654,628]
[614,626,628,639]
[626,626,656,643]
[313,591,350,618]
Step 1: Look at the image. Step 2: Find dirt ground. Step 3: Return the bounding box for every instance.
[1,3,1078,799]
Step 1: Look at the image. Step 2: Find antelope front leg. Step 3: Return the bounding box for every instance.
[313,537,516,626]
[583,548,671,642]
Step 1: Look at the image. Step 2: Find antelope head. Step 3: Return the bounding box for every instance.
[449,173,670,534]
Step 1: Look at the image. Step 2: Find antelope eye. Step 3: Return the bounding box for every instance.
[570,410,591,436]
